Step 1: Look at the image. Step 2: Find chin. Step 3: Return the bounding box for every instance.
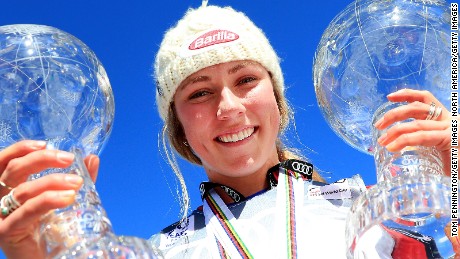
[223,157,266,176]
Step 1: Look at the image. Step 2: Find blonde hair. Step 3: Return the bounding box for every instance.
[160,76,323,220]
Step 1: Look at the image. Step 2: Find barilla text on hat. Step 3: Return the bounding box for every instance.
[189,29,239,50]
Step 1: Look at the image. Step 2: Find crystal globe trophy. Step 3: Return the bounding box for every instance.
[313,0,453,258]
[0,25,162,258]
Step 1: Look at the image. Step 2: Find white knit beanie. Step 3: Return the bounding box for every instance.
[154,5,284,120]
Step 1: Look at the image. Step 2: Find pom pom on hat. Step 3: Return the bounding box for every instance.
[154,5,284,120]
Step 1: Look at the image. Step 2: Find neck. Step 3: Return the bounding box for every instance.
[215,170,270,198]
[205,157,279,199]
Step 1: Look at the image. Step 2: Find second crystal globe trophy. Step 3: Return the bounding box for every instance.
[313,0,454,258]
[0,25,162,258]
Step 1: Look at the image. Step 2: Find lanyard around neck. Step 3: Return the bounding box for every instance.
[200,159,313,203]
[202,167,306,258]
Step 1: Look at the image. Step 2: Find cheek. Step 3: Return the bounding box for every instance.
[248,88,281,126]
[176,106,211,140]
[265,99,281,135]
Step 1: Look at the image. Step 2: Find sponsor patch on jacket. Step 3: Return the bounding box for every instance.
[159,216,195,249]
[307,179,352,200]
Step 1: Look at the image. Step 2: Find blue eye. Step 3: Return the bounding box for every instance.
[239,76,257,85]
[189,90,210,100]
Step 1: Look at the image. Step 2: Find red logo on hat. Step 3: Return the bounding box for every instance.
[189,30,239,50]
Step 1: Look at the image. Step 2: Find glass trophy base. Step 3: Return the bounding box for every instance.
[346,173,454,258]
[54,233,163,259]
[31,150,164,259]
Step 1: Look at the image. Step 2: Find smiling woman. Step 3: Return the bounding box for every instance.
[150,3,369,258]
[149,3,454,259]
[173,61,281,195]
[0,2,454,259]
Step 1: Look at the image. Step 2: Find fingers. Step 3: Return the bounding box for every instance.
[387,88,438,105]
[385,89,449,120]
[0,140,47,173]
[377,121,450,152]
[84,155,100,183]
[0,150,75,194]
[13,174,83,206]
[373,89,452,171]
[378,119,449,145]
[374,88,450,130]
[0,174,82,245]
[385,131,450,153]
[0,141,85,257]
[374,101,434,129]
[0,190,77,236]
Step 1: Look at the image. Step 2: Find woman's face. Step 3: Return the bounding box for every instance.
[173,60,281,183]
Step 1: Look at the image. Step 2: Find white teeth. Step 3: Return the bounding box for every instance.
[237,131,244,140]
[218,127,255,143]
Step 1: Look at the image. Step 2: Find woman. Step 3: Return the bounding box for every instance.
[149,4,453,258]
[0,4,453,259]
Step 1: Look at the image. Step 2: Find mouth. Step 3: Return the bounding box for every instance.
[217,127,256,143]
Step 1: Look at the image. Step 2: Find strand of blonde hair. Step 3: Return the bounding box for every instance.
[160,124,190,222]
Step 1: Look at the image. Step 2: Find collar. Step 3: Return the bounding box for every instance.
[199,159,313,203]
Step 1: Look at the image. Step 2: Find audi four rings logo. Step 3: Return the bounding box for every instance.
[221,186,241,202]
[291,161,312,175]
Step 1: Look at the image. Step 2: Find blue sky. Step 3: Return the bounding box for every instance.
[0,0,454,257]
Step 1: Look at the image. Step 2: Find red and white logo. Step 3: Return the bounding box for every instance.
[188,29,239,50]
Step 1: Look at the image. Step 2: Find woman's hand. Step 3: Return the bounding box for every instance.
[374,89,451,176]
[0,140,99,259]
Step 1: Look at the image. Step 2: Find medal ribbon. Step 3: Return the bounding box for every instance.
[275,168,305,258]
[203,190,254,258]
[203,167,305,258]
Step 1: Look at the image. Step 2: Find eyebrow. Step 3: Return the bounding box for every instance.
[228,61,259,74]
[179,75,210,91]
[179,61,260,91]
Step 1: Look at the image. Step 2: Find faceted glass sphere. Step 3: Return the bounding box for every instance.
[313,0,451,154]
[0,24,114,155]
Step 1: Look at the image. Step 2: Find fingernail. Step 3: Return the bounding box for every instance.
[59,190,76,198]
[57,152,75,163]
[374,117,384,128]
[87,156,95,168]
[389,89,405,96]
[377,133,387,144]
[65,175,83,186]
[387,92,396,97]
[31,141,47,149]
[386,143,397,152]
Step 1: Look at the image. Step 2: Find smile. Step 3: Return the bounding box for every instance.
[217,127,255,143]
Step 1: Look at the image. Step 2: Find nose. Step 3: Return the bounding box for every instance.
[216,87,245,120]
